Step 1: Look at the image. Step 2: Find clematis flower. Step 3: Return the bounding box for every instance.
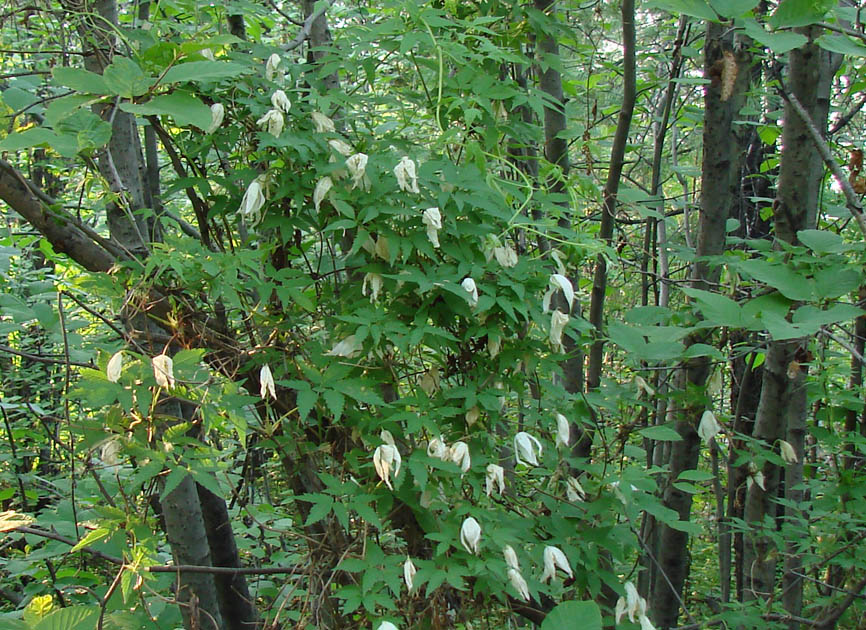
[566,477,586,502]
[514,431,542,467]
[380,429,395,446]
[461,277,478,307]
[427,436,448,460]
[394,156,419,193]
[257,109,284,136]
[106,351,123,383]
[326,334,360,358]
[493,244,518,268]
[377,622,398,630]
[207,103,224,134]
[486,463,505,497]
[507,568,531,602]
[488,335,502,359]
[373,444,401,490]
[362,273,383,303]
[555,413,570,448]
[697,410,721,444]
[449,441,471,473]
[543,273,575,313]
[403,556,417,591]
[265,53,281,81]
[313,176,333,212]
[200,48,216,61]
[312,111,335,133]
[780,439,798,464]
[419,367,439,395]
[465,406,480,426]
[152,354,175,388]
[346,153,370,191]
[422,207,442,248]
[747,462,765,491]
[615,596,628,624]
[460,516,481,554]
[635,375,655,397]
[260,364,276,400]
[639,615,657,630]
[271,89,291,113]
[239,176,267,224]
[550,310,569,353]
[624,581,641,622]
[328,138,353,157]
[540,545,573,583]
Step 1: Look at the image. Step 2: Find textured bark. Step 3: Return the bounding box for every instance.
[650,23,751,628]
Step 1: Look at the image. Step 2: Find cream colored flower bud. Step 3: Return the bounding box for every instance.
[207,103,224,134]
[394,156,419,193]
[271,89,291,113]
[555,413,570,448]
[566,477,586,502]
[493,244,518,268]
[465,406,480,426]
[362,273,383,303]
[550,310,569,353]
[328,138,353,156]
[540,545,572,583]
[698,410,721,444]
[543,273,574,313]
[256,108,284,136]
[346,153,369,190]
[513,431,542,467]
[460,516,481,554]
[265,53,281,81]
[403,556,417,591]
[326,334,360,358]
[313,176,333,212]
[507,567,530,602]
[422,207,442,248]
[486,463,505,497]
[427,436,448,460]
[461,277,478,307]
[449,441,471,473]
[152,354,175,388]
[260,364,276,400]
[239,177,266,225]
[373,444,401,490]
[503,545,519,570]
[106,351,123,383]
[780,439,798,464]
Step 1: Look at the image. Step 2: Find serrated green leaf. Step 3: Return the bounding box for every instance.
[52,66,109,94]
[33,605,99,630]
[160,466,188,502]
[70,527,110,552]
[639,424,683,441]
[103,57,152,98]
[305,496,334,526]
[540,601,602,630]
[323,389,345,421]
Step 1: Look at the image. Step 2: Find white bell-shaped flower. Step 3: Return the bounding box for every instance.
[550,310,569,353]
[207,103,224,134]
[106,351,123,383]
[427,436,449,460]
[346,153,370,191]
[503,545,520,570]
[747,462,766,491]
[461,277,479,307]
[419,367,439,395]
[328,138,353,157]
[542,274,574,313]
[540,545,573,583]
[312,111,335,133]
[377,622,398,630]
[639,615,657,630]
[625,581,641,622]
[514,431,542,467]
[403,556,417,591]
[488,335,502,359]
[362,273,383,303]
[394,156,419,193]
[566,477,586,502]
[380,429,395,446]
[270,89,291,113]
[239,176,267,224]
[493,244,518,268]
[260,364,276,400]
[373,444,401,490]
[780,439,798,464]
[486,463,505,497]
[256,108,284,137]
[422,207,442,248]
[698,410,721,444]
[265,53,281,81]
[313,176,333,212]
[555,413,570,448]
[449,441,471,473]
[326,334,360,358]
[460,516,481,554]
[507,568,531,602]
[152,354,175,388]
[465,406,480,426]
[615,596,628,624]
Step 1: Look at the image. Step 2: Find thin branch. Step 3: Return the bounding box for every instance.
[0,343,94,368]
[282,0,337,52]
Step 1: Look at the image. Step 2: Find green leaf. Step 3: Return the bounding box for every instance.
[646,0,717,20]
[540,601,602,630]
[792,304,864,329]
[796,229,846,253]
[102,57,152,98]
[52,66,109,94]
[708,0,758,17]
[120,92,213,129]
[815,34,866,56]
[305,496,334,526]
[0,128,57,152]
[639,424,683,442]
[161,61,248,84]
[297,388,318,421]
[736,259,815,301]
[33,606,99,630]
[769,0,833,28]
[678,469,715,481]
[323,389,345,421]
[682,287,748,327]
[70,527,111,552]
[741,19,808,54]
[160,466,188,502]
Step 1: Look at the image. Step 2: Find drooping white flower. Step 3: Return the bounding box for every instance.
[540,546,573,583]
[326,334,360,358]
[377,622,398,630]
[403,556,417,591]
[449,441,471,473]
[507,567,531,602]
[373,444,401,490]
[639,615,657,630]
[362,273,383,303]
[270,89,291,113]
[513,432,542,467]
[465,406,480,426]
[625,581,641,622]
[698,410,721,444]
[422,207,442,248]
[312,111,335,133]
[460,516,481,554]
[550,310,569,353]
[152,354,175,388]
[488,335,502,359]
[260,364,276,400]
[566,477,586,502]
[99,438,121,467]
[486,463,505,497]
[493,244,518,268]
[200,48,216,61]
[374,235,390,261]
[313,176,333,212]
[615,596,628,624]
[419,367,439,395]
[380,429,395,446]
[265,53,281,81]
[106,351,123,383]
[257,108,284,136]
[239,177,267,224]
[207,103,224,134]
[394,156,419,193]
[503,545,520,570]
[780,439,798,464]
[461,277,479,307]
[543,273,575,313]
[555,413,570,448]
[346,153,369,191]
[747,462,766,491]
[328,138,353,157]
[427,436,449,460]
[635,375,655,397]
